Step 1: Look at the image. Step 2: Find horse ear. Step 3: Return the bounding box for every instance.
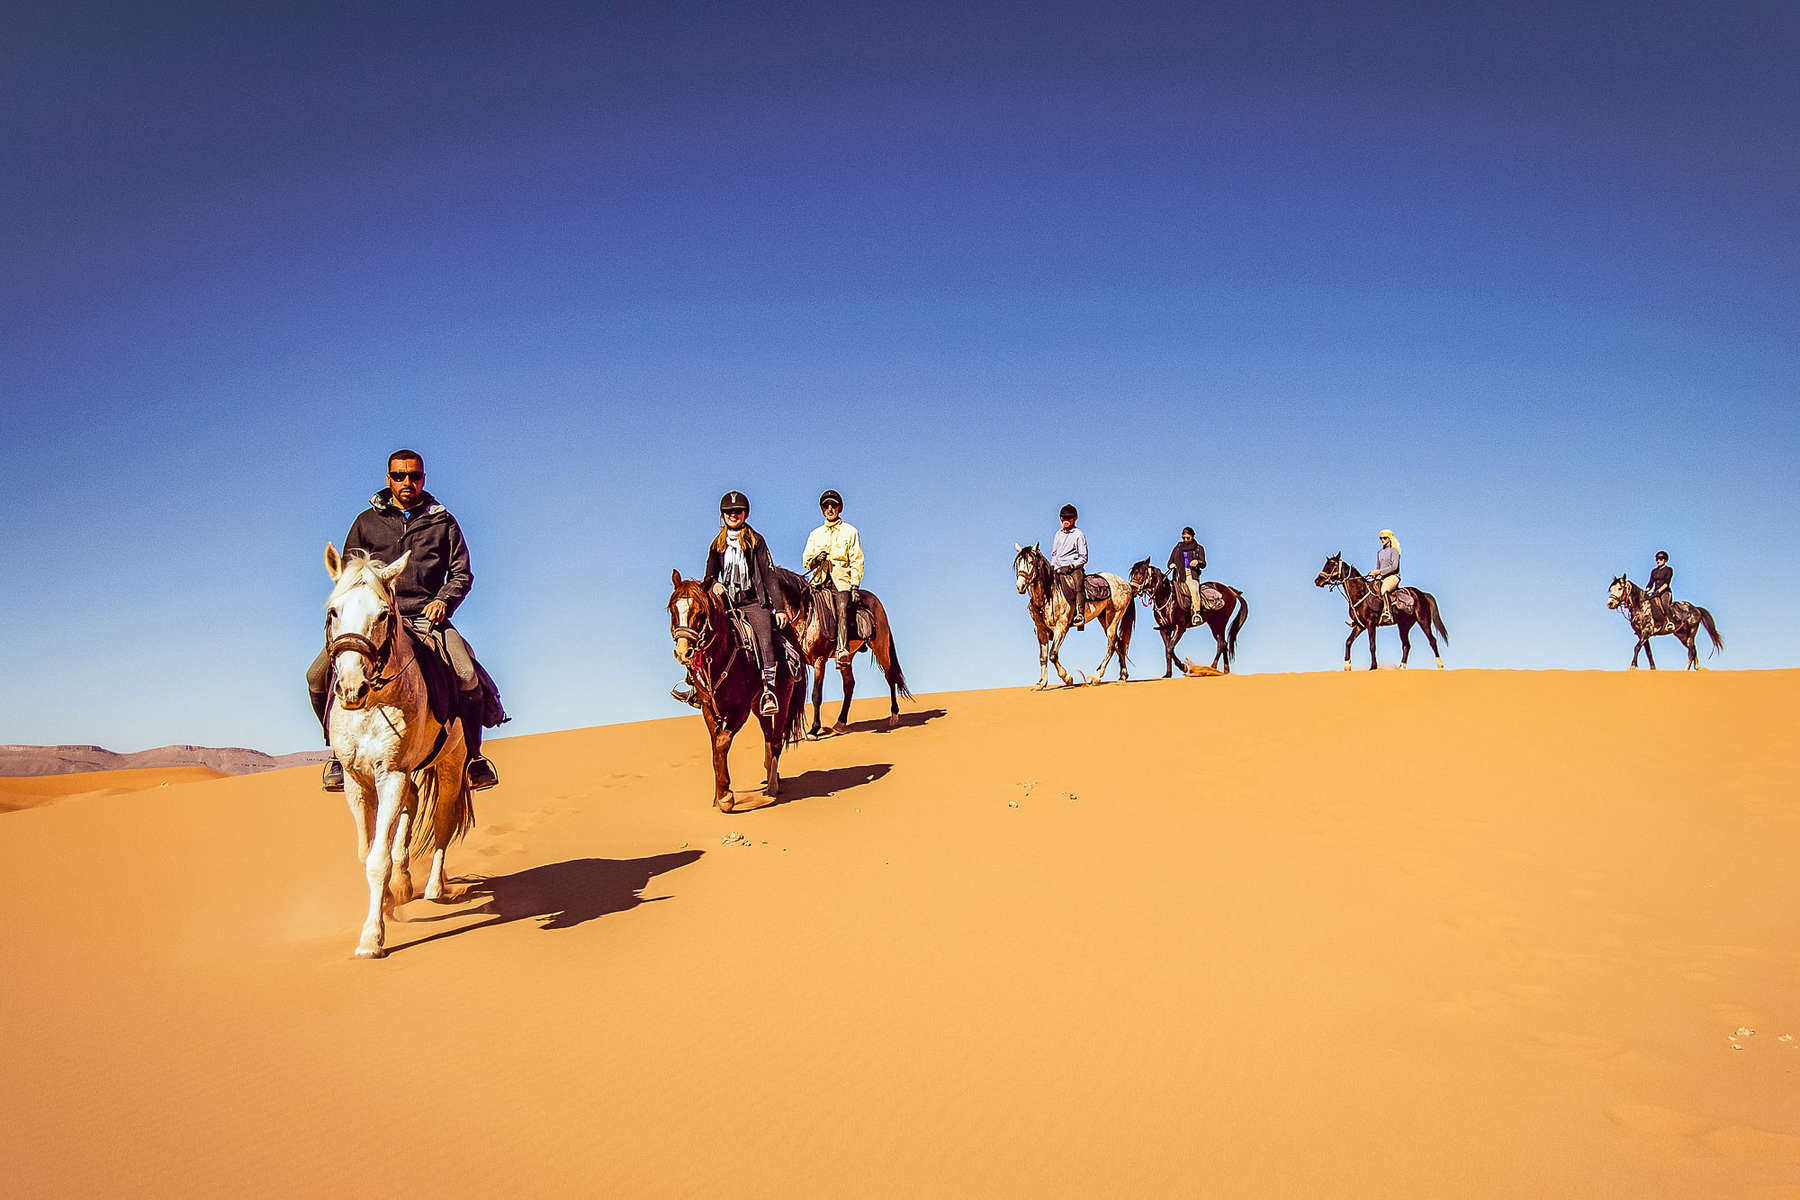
[374,550,410,585]
[671,567,683,586]
[324,542,342,580]
[1014,543,1022,553]
[1034,541,1041,553]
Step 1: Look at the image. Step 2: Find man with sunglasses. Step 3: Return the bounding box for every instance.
[306,449,504,791]
[803,489,865,664]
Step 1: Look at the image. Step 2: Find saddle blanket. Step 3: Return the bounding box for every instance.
[1081,575,1113,602]
[1197,582,1227,612]
[1389,588,1416,613]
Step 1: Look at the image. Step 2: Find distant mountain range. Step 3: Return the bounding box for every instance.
[0,744,332,778]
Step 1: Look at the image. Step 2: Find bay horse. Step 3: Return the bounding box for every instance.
[668,570,807,812]
[774,556,912,736]
[1313,553,1449,671]
[1607,576,1723,670]
[1127,558,1249,676]
[1012,543,1135,689]
[323,544,475,959]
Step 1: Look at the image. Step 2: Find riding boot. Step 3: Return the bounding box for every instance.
[834,589,853,663]
[758,666,780,717]
[462,694,499,790]
[1074,568,1087,630]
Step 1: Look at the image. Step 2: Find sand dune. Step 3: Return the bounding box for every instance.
[0,764,226,812]
[4,670,1798,1197]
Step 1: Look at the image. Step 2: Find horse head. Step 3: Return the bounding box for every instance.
[1314,553,1348,589]
[668,569,717,668]
[1127,557,1159,603]
[324,543,409,710]
[1013,543,1043,595]
[1606,575,1631,610]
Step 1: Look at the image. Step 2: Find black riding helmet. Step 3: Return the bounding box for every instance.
[1060,504,1078,520]
[719,490,749,514]
[1655,550,1669,561]
[819,489,842,510]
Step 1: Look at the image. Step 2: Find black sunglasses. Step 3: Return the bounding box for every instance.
[389,470,423,481]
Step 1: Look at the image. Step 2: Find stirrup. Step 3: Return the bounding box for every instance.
[466,756,499,790]
[669,686,700,709]
[321,759,344,792]
[758,689,779,716]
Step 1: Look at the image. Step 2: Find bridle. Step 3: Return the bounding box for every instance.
[671,587,739,711]
[326,583,405,689]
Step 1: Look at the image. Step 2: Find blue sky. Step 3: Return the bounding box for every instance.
[3,0,1795,752]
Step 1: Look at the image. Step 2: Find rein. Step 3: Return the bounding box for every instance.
[676,593,740,715]
[326,597,450,771]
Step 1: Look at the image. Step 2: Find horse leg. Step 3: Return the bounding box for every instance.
[424,743,464,902]
[1685,631,1699,670]
[354,774,407,958]
[1342,626,1359,672]
[387,807,414,912]
[1642,638,1657,671]
[1048,624,1076,687]
[833,657,855,732]
[808,656,825,737]
[1416,602,1443,668]
[762,723,781,798]
[1090,608,1119,683]
[708,711,735,811]
[1161,626,1176,677]
[1211,615,1228,671]
[345,774,375,861]
[1397,618,1413,669]
[1367,624,1379,670]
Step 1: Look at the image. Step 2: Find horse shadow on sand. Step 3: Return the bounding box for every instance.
[814,707,947,737]
[390,848,704,954]
[725,762,893,814]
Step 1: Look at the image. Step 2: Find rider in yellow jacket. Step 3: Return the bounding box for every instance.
[803,489,865,663]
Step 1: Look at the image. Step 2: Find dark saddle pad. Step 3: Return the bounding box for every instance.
[1082,575,1113,602]
[404,626,460,726]
[1197,582,1227,612]
[854,607,874,642]
[1389,588,1416,613]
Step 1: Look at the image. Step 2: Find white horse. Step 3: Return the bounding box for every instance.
[323,544,474,958]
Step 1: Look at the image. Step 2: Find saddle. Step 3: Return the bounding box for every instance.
[403,624,461,727]
[1196,582,1227,612]
[728,610,804,679]
[1081,575,1113,603]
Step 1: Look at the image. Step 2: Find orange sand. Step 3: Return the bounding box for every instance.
[0,764,225,811]
[3,670,1799,1197]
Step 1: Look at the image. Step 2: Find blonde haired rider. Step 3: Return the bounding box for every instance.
[1370,529,1402,624]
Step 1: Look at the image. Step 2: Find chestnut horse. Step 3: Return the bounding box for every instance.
[774,558,912,736]
[1012,543,1135,688]
[1313,553,1448,670]
[1127,559,1249,676]
[1607,575,1723,670]
[668,570,807,811]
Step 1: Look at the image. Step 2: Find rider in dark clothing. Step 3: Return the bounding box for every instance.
[308,450,505,791]
[1166,527,1207,627]
[1646,551,1675,628]
[700,490,787,717]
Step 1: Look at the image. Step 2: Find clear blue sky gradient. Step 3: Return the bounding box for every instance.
[4,1,1795,751]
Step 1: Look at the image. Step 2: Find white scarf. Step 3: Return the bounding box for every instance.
[722,529,751,596]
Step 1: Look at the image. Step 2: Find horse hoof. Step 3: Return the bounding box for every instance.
[1342,662,1352,672]
[886,715,899,729]
[1397,662,1406,671]
[831,722,849,734]
[353,945,387,960]
[1436,659,1443,669]
[717,796,735,814]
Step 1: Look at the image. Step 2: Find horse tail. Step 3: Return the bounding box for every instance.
[1695,606,1724,655]
[782,665,808,746]
[1227,589,1249,660]
[1431,596,1450,646]
[1118,586,1136,667]
[881,625,913,702]
[409,741,475,862]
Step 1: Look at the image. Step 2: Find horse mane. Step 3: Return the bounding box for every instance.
[327,550,397,605]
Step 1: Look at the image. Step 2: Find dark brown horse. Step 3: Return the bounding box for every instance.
[1313,553,1449,670]
[667,570,807,812]
[1127,558,1248,676]
[1607,575,1723,670]
[1012,543,1135,688]
[774,558,912,736]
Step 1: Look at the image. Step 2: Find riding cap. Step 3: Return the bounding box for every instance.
[719,490,750,514]
[1060,504,1078,520]
[1655,550,1668,560]
[819,489,842,509]
[1182,526,1194,537]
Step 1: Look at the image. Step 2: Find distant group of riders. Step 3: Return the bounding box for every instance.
[309,451,1716,798]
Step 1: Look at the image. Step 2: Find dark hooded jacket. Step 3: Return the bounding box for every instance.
[343,489,473,620]
[1648,562,1673,596]
[1167,538,1207,583]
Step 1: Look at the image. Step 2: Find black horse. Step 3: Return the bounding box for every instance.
[1313,553,1449,670]
[1127,559,1248,677]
